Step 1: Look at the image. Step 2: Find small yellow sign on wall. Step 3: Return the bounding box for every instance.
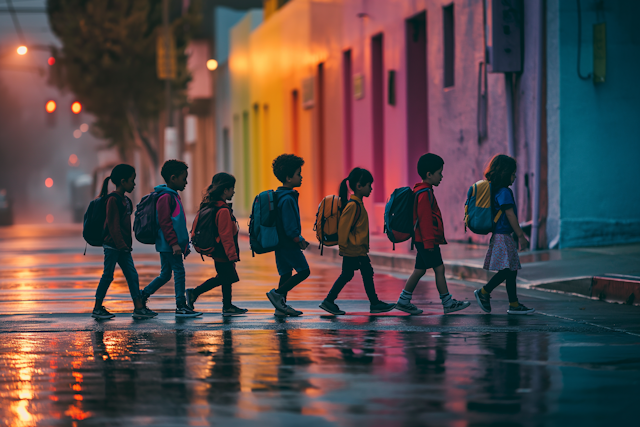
[593,22,606,84]
[157,31,177,80]
[354,73,364,100]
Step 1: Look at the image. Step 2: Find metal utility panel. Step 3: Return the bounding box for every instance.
[489,0,523,73]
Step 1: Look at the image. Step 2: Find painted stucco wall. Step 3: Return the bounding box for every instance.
[553,0,640,248]
[227,0,540,245]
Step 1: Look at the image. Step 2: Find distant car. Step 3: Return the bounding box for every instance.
[0,189,13,226]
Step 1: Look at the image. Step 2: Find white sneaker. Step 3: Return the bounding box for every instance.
[443,299,471,314]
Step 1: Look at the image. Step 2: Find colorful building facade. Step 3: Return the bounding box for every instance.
[214,0,640,249]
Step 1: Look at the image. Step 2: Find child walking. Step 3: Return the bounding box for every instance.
[395,154,470,315]
[319,167,396,315]
[265,154,311,317]
[142,160,201,317]
[474,154,535,315]
[92,164,157,320]
[186,173,247,316]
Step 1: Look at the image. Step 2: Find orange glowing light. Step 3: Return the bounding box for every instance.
[73,394,83,401]
[48,57,55,66]
[206,59,218,71]
[45,100,56,113]
[72,384,82,392]
[68,154,78,166]
[17,46,28,55]
[64,405,91,420]
[45,178,53,188]
[46,214,54,223]
[71,102,82,114]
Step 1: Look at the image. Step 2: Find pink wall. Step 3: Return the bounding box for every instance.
[230,0,534,244]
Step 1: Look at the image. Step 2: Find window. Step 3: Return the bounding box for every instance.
[443,4,455,88]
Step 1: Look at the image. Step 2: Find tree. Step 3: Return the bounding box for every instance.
[47,0,201,169]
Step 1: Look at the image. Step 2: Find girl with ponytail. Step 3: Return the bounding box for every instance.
[186,172,247,316]
[93,164,157,320]
[319,167,396,315]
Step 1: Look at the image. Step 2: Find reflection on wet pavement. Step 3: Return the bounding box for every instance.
[0,329,638,426]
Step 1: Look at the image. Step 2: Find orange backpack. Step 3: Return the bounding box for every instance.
[313,195,360,255]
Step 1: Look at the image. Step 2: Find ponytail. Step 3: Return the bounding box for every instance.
[99,164,136,198]
[339,167,374,210]
[338,178,350,210]
[99,176,111,198]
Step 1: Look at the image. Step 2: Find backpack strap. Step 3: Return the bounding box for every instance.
[345,199,361,235]
[411,188,433,250]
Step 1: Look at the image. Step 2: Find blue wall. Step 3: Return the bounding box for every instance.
[558,0,640,247]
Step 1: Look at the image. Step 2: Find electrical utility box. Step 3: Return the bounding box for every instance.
[488,0,523,73]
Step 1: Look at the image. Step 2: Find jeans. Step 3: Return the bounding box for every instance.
[192,261,239,307]
[96,248,141,302]
[143,252,186,305]
[326,255,380,304]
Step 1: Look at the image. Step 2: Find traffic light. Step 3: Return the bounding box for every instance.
[71,102,82,114]
[45,100,57,127]
[71,101,82,125]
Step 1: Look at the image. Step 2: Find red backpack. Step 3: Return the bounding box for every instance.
[190,205,238,260]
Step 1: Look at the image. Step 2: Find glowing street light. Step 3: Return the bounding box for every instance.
[80,123,89,132]
[17,46,28,55]
[48,57,55,66]
[45,100,57,113]
[45,178,54,188]
[73,130,82,138]
[206,59,218,71]
[68,154,78,166]
[71,102,82,114]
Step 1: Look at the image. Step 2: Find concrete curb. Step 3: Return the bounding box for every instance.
[239,228,640,306]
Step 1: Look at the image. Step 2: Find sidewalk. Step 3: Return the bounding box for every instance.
[237,217,640,306]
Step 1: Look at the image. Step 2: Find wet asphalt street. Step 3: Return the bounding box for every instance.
[1,224,639,427]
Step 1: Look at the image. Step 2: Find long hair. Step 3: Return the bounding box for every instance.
[339,167,374,209]
[484,154,517,189]
[99,164,136,198]
[200,172,236,209]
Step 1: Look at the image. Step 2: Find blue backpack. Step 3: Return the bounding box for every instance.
[464,180,502,235]
[249,190,281,255]
[384,187,430,250]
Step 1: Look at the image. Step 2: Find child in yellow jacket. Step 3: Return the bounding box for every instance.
[319,167,396,315]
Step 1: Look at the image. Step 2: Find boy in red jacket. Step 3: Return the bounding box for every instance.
[395,153,470,315]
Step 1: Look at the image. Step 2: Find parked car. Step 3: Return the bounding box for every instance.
[0,189,13,226]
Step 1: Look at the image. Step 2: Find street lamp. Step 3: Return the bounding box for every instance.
[17,45,27,55]
[206,59,218,71]
[45,100,56,113]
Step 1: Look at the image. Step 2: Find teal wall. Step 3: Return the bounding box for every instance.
[557,0,640,247]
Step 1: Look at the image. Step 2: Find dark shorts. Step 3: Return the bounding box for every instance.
[214,260,240,284]
[414,243,444,270]
[275,247,310,276]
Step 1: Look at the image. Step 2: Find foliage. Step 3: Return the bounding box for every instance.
[47,0,201,166]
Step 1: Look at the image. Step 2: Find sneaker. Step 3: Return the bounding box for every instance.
[319,299,346,315]
[266,289,287,311]
[91,306,115,319]
[175,305,202,318]
[222,305,248,317]
[395,301,424,315]
[141,301,158,317]
[370,301,396,314]
[274,309,288,317]
[186,288,197,310]
[132,307,157,319]
[474,289,492,313]
[507,303,535,315]
[443,299,471,314]
[283,304,303,316]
